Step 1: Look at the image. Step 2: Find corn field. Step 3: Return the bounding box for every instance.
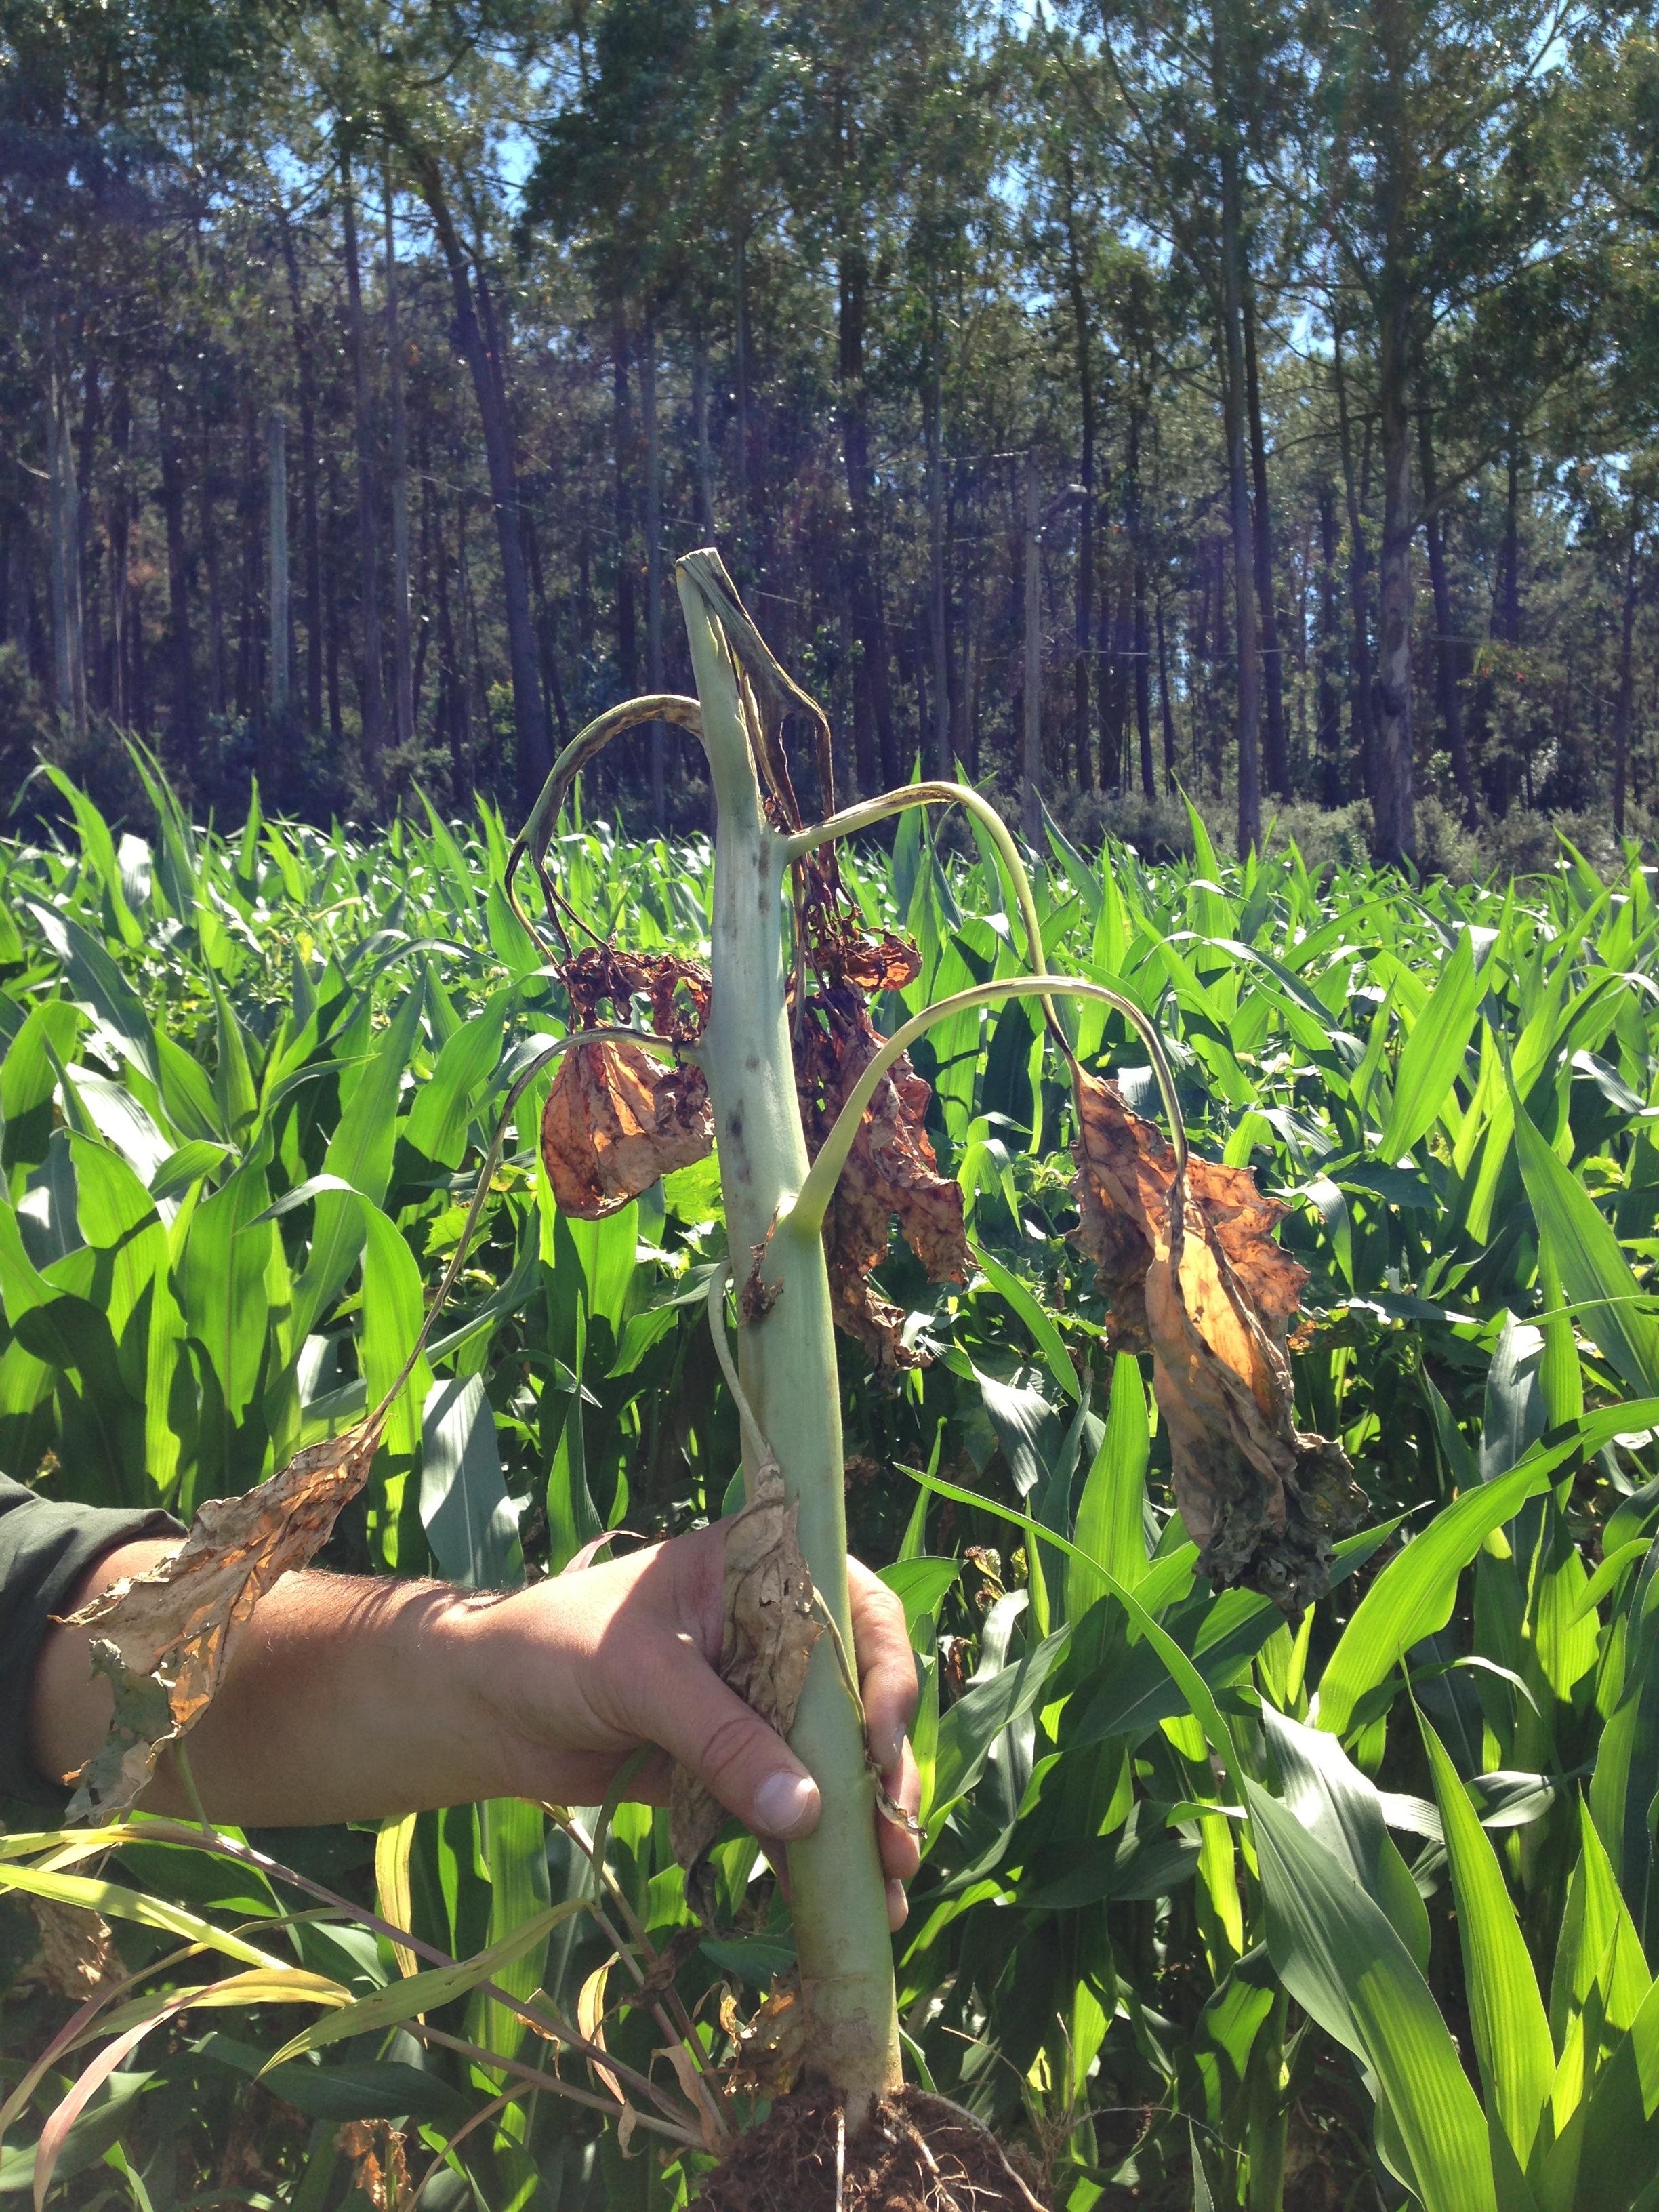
[3,742,1659,2212]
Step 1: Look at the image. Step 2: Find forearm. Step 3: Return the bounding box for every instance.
[30,1541,511,1826]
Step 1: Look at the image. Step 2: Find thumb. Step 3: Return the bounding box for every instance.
[648,1647,821,1842]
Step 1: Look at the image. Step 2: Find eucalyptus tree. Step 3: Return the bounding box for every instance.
[1066,0,1299,853]
[1297,0,1583,861]
[523,0,775,821]
[300,0,560,806]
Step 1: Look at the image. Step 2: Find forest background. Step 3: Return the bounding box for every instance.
[1,0,1658,869]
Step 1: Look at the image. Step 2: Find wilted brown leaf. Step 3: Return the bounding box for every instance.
[718,1974,808,2098]
[540,1039,714,1221]
[62,1416,388,1819]
[671,1467,823,1923]
[561,945,712,1044]
[1070,1071,1361,1615]
[338,2121,409,2212]
[794,984,969,1377]
[26,1897,124,2003]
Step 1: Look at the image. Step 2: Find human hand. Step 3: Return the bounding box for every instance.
[456,1521,922,1927]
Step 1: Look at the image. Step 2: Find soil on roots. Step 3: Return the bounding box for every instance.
[696,2085,1050,2212]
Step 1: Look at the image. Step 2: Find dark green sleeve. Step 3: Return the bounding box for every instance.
[0,1473,182,1811]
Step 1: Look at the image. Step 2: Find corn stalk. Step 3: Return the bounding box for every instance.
[677,556,904,2111]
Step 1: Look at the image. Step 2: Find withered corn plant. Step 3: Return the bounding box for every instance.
[51,552,1357,2203]
[503,552,1358,2196]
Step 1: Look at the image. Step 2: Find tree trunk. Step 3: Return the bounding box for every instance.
[1332,323,1375,806]
[838,246,898,792]
[1317,485,1345,808]
[1126,404,1153,800]
[400,141,552,808]
[642,310,667,825]
[1244,274,1289,798]
[1417,413,1475,825]
[1212,20,1261,857]
[611,304,639,697]
[236,397,262,720]
[1612,488,1642,838]
[734,222,752,528]
[1157,594,1178,790]
[323,449,344,750]
[521,508,572,752]
[385,173,414,754]
[1369,0,1417,865]
[278,206,325,733]
[46,365,89,741]
[926,319,951,782]
[340,148,385,787]
[1065,185,1096,790]
[267,409,289,720]
[1023,450,1042,843]
[157,370,196,766]
[693,337,718,537]
[108,370,131,726]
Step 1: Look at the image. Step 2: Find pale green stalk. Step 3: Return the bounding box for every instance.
[676,552,901,2115]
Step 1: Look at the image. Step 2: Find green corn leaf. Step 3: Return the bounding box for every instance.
[1589,1535,1659,1950]
[1420,1716,1554,2169]
[471,1797,553,2070]
[1069,1350,1151,1614]
[419,1374,523,1591]
[1263,1708,1429,1968]
[1246,1776,1498,2212]
[1378,927,1481,1161]
[0,1860,292,1973]
[971,1243,1080,1403]
[1313,1408,1659,1741]
[261,1902,585,2072]
[1511,1078,1659,1400]
[929,1623,1071,1817]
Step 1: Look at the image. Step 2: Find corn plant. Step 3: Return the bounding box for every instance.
[1,577,1658,2209]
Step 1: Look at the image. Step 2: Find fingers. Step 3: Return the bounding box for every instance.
[846,1556,920,1774]
[642,1641,823,1843]
[846,1558,922,1930]
[876,1737,922,1884]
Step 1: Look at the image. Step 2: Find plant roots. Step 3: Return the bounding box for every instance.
[696,2086,1050,2212]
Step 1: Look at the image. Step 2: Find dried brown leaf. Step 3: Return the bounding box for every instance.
[338,2120,409,2212]
[561,946,712,1042]
[62,1416,388,1819]
[1069,1071,1361,1614]
[539,1039,714,1221]
[794,985,969,1377]
[26,1898,124,2003]
[719,1973,808,2099]
[670,1467,823,1922]
[577,1955,628,2106]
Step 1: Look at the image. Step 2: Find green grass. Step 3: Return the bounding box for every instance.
[1,754,1657,2209]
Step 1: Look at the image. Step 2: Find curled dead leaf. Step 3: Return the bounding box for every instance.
[338,2120,409,2212]
[26,1897,124,2003]
[670,1466,823,1923]
[540,1038,714,1221]
[794,983,969,1377]
[1070,1071,1361,1615]
[62,1415,388,1819]
[719,1973,808,2099]
[561,945,712,1043]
